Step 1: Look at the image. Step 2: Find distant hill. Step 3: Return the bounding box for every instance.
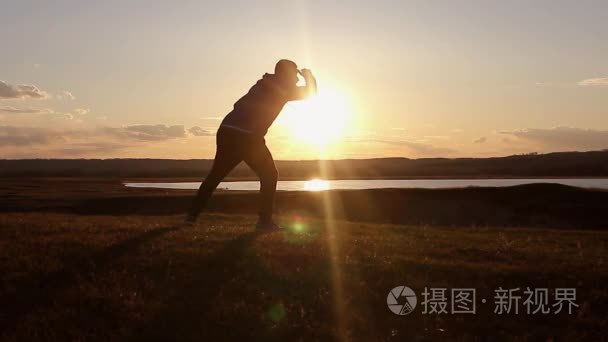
[1,150,607,179]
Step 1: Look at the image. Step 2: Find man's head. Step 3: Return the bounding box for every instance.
[275,59,299,85]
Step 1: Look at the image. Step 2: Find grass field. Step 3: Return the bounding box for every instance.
[1,210,607,341]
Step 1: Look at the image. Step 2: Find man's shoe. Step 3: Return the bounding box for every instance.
[255,221,283,231]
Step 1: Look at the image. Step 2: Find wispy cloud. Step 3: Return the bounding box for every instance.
[535,78,608,87]
[188,126,214,136]
[74,108,90,115]
[105,124,188,141]
[57,90,76,100]
[0,105,98,122]
[0,80,49,99]
[578,77,608,86]
[500,126,608,151]
[348,137,456,156]
[473,136,487,143]
[0,124,206,148]
[424,135,450,140]
[0,106,54,114]
[0,126,54,146]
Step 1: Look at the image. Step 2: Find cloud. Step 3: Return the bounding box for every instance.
[349,137,456,156]
[578,77,608,86]
[0,126,68,146]
[500,126,608,151]
[0,123,213,157]
[124,124,187,140]
[536,78,608,87]
[473,136,487,143]
[188,126,214,136]
[424,135,450,140]
[0,106,78,121]
[57,90,76,100]
[0,80,49,99]
[0,124,192,147]
[74,108,90,115]
[0,106,54,114]
[101,124,187,141]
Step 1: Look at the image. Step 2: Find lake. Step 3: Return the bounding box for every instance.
[124,178,608,191]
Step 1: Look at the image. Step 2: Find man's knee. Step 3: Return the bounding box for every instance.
[263,166,278,183]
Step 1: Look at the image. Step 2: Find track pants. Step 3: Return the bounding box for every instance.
[187,126,278,222]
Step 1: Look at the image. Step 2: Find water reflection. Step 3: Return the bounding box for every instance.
[303,178,330,191]
[124,178,608,191]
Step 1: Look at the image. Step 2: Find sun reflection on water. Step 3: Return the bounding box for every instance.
[303,178,330,191]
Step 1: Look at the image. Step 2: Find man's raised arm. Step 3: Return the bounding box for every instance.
[289,69,317,101]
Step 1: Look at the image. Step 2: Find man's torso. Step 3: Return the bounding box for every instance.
[221,74,293,136]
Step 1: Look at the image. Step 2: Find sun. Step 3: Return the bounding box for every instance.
[280,87,351,147]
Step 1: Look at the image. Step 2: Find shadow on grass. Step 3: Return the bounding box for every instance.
[132,231,262,341]
[1,223,320,340]
[129,227,344,341]
[0,224,182,334]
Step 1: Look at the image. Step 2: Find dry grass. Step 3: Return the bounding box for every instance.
[1,212,607,341]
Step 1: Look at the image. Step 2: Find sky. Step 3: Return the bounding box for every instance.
[1,0,607,160]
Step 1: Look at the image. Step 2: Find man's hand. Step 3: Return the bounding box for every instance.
[300,68,317,95]
[300,68,313,79]
[290,68,317,100]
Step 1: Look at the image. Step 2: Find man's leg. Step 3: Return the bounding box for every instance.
[244,141,278,223]
[186,145,242,221]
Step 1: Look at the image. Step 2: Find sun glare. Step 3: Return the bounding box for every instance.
[281,87,351,147]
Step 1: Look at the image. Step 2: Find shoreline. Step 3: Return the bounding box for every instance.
[2,178,607,230]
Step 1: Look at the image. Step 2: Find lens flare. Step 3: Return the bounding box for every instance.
[282,215,319,245]
[289,215,308,233]
[268,303,286,323]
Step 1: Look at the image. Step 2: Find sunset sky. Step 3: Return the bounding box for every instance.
[1,0,607,160]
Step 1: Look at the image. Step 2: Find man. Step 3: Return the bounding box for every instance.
[185,59,317,230]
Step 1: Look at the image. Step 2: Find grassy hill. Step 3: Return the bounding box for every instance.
[0,178,607,340]
[1,212,606,340]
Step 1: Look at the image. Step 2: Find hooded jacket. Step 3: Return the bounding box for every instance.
[220,73,299,137]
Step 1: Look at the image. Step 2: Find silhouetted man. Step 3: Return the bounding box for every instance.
[185,59,317,229]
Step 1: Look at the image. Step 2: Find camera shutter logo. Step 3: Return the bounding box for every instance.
[387,286,417,315]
